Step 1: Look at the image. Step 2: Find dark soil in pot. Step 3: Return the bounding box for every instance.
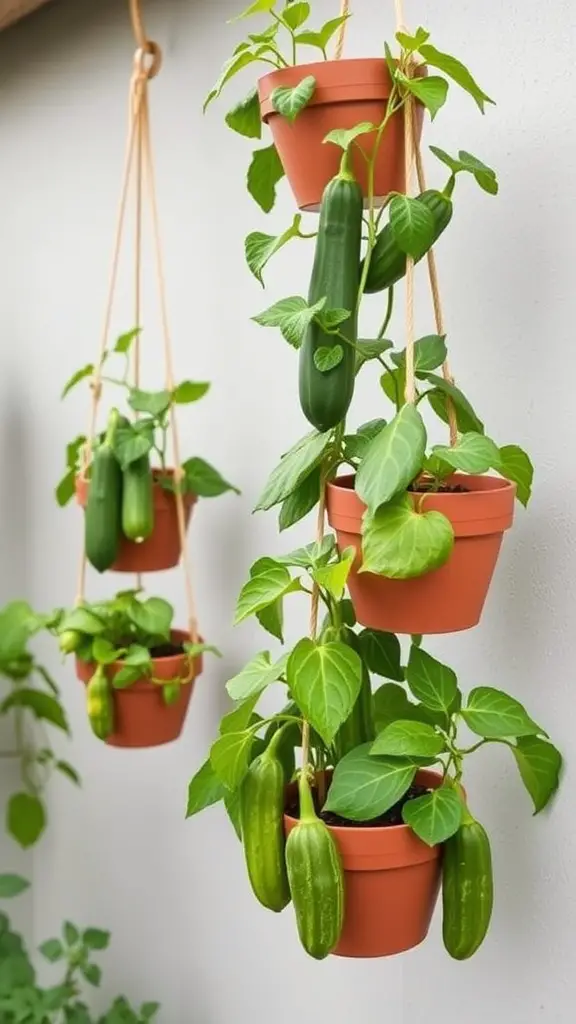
[285,782,431,828]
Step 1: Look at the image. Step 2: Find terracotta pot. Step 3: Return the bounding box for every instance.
[76,469,196,573]
[76,629,202,749]
[284,769,443,958]
[258,59,425,212]
[326,473,516,635]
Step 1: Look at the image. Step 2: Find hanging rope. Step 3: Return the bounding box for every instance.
[76,0,199,646]
[334,0,350,60]
[301,488,326,770]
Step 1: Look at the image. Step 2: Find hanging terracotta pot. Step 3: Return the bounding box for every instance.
[76,630,202,749]
[325,473,516,635]
[258,59,426,212]
[284,769,443,958]
[76,469,196,573]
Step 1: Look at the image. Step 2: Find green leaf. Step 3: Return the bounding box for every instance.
[358,629,403,681]
[395,26,430,52]
[343,419,388,463]
[271,75,316,122]
[113,425,153,470]
[355,338,394,373]
[247,144,285,213]
[402,785,463,845]
[220,692,261,735]
[63,921,80,946]
[287,638,362,745]
[418,44,495,113]
[181,457,239,498]
[225,87,262,138]
[1,689,69,733]
[391,334,447,373]
[400,74,448,119]
[55,760,81,786]
[276,535,335,569]
[231,0,277,20]
[245,214,302,285]
[128,388,171,418]
[7,793,46,848]
[371,719,444,758]
[186,759,226,817]
[61,363,93,399]
[362,494,454,578]
[281,1,310,30]
[128,597,173,639]
[511,737,562,814]
[58,606,106,637]
[356,405,427,512]
[172,381,210,404]
[81,928,110,952]
[234,565,299,624]
[312,547,355,600]
[210,730,254,789]
[82,962,101,987]
[295,14,349,52]
[91,637,118,665]
[422,374,484,433]
[432,432,501,474]
[458,150,499,193]
[325,743,416,821]
[406,646,459,714]
[224,789,242,840]
[204,50,259,111]
[56,467,76,506]
[315,307,351,332]
[373,682,440,732]
[40,938,65,962]
[278,466,320,530]
[113,327,140,353]
[313,344,344,372]
[0,874,30,898]
[256,429,332,510]
[226,651,288,701]
[122,644,152,667]
[496,445,533,507]
[389,195,435,260]
[461,687,543,739]
[252,294,326,349]
[323,121,376,152]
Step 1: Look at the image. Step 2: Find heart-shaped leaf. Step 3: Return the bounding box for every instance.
[312,547,355,600]
[313,344,344,372]
[389,195,435,259]
[361,495,454,578]
[247,144,285,213]
[401,74,449,120]
[462,687,543,739]
[234,566,299,624]
[358,629,403,681]
[511,737,562,814]
[323,122,376,152]
[391,334,447,373]
[371,719,445,758]
[373,682,442,732]
[225,87,262,139]
[324,743,416,821]
[406,646,459,714]
[496,445,533,507]
[226,651,288,701]
[402,785,463,845]
[356,405,427,512]
[210,730,254,789]
[432,432,500,474]
[287,638,362,745]
[271,74,316,122]
[253,295,326,349]
[245,214,302,285]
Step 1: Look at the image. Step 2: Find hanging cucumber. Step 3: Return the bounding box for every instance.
[86,665,114,741]
[442,812,494,960]
[363,190,453,294]
[122,453,154,543]
[239,729,291,913]
[85,409,122,573]
[333,626,375,762]
[299,157,363,431]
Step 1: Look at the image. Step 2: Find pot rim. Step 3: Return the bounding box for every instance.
[327,471,516,500]
[77,628,195,671]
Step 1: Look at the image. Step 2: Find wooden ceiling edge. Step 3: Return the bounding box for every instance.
[0,0,53,32]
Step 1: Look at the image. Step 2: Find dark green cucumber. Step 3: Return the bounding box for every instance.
[333,627,375,761]
[442,815,494,960]
[122,454,154,543]
[299,167,363,431]
[363,190,453,294]
[85,411,122,573]
[239,735,291,913]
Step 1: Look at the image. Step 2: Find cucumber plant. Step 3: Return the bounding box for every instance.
[187,538,562,959]
[51,590,220,742]
[0,600,79,850]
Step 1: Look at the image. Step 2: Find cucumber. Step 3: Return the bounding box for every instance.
[333,627,374,761]
[363,190,453,294]
[285,772,344,959]
[86,665,114,740]
[122,454,154,543]
[299,166,363,431]
[239,737,291,913]
[442,815,494,960]
[85,411,122,573]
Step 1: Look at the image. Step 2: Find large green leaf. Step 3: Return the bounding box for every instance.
[496,445,533,507]
[389,195,435,260]
[7,793,46,848]
[312,547,355,600]
[128,597,172,639]
[182,457,239,498]
[422,374,484,433]
[255,429,332,510]
[0,874,30,898]
[287,638,362,745]
[362,495,454,578]
[271,75,316,122]
[324,743,416,821]
[232,0,277,20]
[247,144,285,213]
[0,690,69,733]
[219,693,261,735]
[402,785,463,845]
[373,682,442,732]
[358,629,403,681]
[226,651,288,701]
[210,730,254,790]
[371,719,445,758]
[356,405,427,512]
[278,466,320,530]
[225,87,262,138]
[391,334,447,373]
[401,74,448,120]
[204,51,260,111]
[234,565,299,624]
[186,759,226,818]
[432,432,500,474]
[245,214,302,285]
[418,44,494,113]
[405,646,459,714]
[511,737,562,813]
[295,14,349,53]
[253,294,326,348]
[461,687,543,739]
[281,1,310,30]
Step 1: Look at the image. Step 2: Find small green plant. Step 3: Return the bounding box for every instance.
[0,879,159,1022]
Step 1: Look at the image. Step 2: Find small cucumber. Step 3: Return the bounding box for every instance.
[240,732,291,913]
[86,665,114,740]
[85,411,122,573]
[442,814,494,960]
[122,454,154,543]
[363,190,453,294]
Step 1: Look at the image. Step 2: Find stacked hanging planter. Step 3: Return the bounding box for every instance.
[186,0,562,965]
[53,5,237,749]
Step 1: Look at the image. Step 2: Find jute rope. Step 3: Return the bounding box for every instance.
[76,0,199,645]
[334,0,350,60]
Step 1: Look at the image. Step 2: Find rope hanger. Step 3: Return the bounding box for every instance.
[76,0,199,645]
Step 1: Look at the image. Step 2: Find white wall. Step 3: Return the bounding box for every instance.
[1,0,575,1019]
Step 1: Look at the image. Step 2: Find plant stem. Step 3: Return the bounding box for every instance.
[378,287,394,338]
